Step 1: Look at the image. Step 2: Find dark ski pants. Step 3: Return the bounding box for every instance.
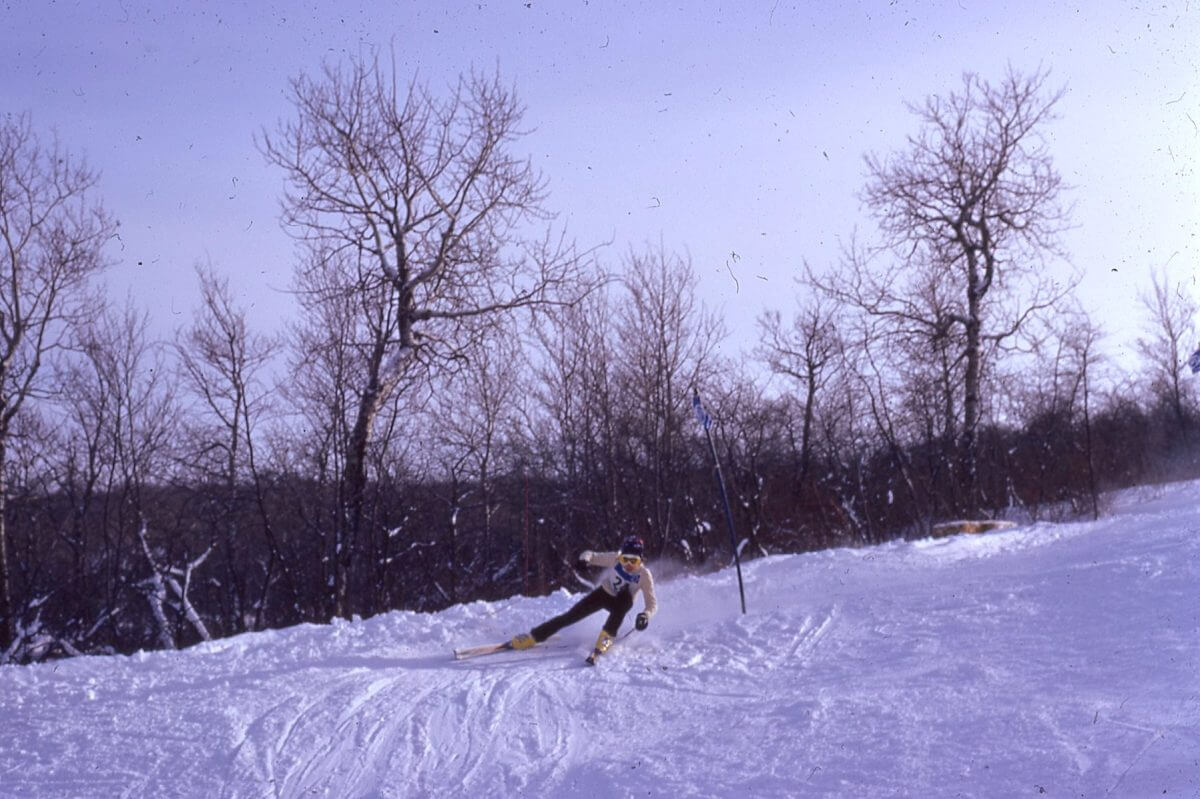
[531,586,633,642]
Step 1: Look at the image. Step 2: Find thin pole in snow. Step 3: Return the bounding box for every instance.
[693,389,747,615]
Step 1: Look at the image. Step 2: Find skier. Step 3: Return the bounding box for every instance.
[510,535,658,662]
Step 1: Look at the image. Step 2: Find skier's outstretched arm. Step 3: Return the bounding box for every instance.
[579,550,618,567]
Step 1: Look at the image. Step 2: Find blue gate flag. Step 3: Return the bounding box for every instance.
[692,391,712,431]
[1189,346,1200,375]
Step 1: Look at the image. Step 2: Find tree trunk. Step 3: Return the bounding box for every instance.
[962,251,983,517]
[340,342,388,618]
[0,443,12,654]
[800,369,817,487]
[340,396,373,619]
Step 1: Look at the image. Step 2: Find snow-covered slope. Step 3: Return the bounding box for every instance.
[3,483,1199,798]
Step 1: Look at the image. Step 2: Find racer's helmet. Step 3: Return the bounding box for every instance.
[619,535,645,558]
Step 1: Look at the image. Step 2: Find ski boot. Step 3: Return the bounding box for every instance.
[585,631,614,665]
[510,632,537,650]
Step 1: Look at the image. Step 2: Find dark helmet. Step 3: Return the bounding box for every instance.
[619,535,645,557]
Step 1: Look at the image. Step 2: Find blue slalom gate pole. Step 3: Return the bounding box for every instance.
[693,389,747,615]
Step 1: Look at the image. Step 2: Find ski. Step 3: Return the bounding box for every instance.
[456,629,632,663]
[453,642,513,660]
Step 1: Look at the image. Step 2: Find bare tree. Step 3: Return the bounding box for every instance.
[756,295,841,488]
[1002,306,1105,520]
[427,330,524,599]
[0,114,115,654]
[812,67,1074,514]
[278,255,368,619]
[87,304,180,642]
[0,404,69,660]
[530,287,620,543]
[613,244,724,552]
[1136,267,1198,434]
[260,55,596,617]
[176,263,288,631]
[1068,316,1104,519]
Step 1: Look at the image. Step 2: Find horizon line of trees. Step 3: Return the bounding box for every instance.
[2,60,1197,663]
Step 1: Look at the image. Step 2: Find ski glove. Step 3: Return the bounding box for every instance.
[635,612,649,631]
[575,550,594,570]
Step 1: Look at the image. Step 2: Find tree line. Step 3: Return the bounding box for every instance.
[2,60,1196,662]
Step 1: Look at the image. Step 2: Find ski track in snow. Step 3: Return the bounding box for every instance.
[2,481,1199,797]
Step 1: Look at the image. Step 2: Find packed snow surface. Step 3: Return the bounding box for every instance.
[3,482,1199,798]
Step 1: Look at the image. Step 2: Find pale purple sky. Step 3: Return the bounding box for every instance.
[3,1,1197,366]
